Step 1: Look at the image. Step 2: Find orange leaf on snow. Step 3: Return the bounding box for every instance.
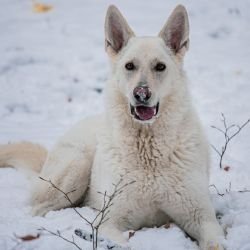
[32,1,53,13]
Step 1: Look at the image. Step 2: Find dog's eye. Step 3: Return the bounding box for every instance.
[125,62,135,71]
[155,63,166,72]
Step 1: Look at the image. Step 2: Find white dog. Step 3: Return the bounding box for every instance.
[0,5,224,250]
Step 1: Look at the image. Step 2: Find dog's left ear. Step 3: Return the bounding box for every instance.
[159,5,189,57]
[105,5,135,57]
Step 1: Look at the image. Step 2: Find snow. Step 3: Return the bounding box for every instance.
[0,0,250,249]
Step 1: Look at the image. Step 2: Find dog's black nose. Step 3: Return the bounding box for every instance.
[133,86,152,103]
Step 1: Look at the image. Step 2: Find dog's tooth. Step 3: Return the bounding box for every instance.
[134,107,139,116]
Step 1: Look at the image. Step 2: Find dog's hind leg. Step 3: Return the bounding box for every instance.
[31,143,93,216]
[31,116,103,216]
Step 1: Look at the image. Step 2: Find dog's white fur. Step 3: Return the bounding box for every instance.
[0,5,224,250]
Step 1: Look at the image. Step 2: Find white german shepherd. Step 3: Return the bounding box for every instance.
[0,5,224,250]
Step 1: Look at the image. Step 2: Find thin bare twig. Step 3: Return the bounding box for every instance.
[210,183,250,197]
[39,177,92,225]
[238,189,250,193]
[91,179,135,249]
[39,176,135,250]
[209,184,225,196]
[211,114,250,169]
[210,144,221,157]
[39,227,82,250]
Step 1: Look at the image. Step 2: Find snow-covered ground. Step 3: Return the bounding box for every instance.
[0,0,250,249]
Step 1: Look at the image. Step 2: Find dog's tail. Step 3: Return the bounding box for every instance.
[0,142,47,173]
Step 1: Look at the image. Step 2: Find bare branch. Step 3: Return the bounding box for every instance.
[228,119,250,141]
[210,144,222,157]
[39,227,82,250]
[90,178,135,249]
[211,125,226,136]
[209,184,224,196]
[39,177,92,225]
[227,124,237,131]
[211,114,250,169]
[39,176,135,250]
[238,189,250,193]
[210,183,250,196]
[221,113,226,127]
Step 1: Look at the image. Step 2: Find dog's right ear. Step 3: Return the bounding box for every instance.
[105,5,135,57]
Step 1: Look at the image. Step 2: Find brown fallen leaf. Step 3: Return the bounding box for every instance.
[224,165,230,172]
[16,233,40,241]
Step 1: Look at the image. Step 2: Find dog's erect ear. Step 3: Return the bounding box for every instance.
[159,5,189,56]
[105,5,135,55]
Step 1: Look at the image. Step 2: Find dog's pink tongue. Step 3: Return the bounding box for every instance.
[135,106,155,120]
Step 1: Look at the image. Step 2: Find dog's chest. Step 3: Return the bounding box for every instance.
[107,131,172,198]
[89,131,183,228]
[122,139,174,202]
[122,130,170,171]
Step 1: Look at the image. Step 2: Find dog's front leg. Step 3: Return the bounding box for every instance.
[98,222,128,246]
[160,187,224,250]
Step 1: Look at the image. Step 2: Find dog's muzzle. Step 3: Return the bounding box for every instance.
[130,86,159,121]
[130,102,159,121]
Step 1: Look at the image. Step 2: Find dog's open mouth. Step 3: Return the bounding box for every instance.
[130,103,159,121]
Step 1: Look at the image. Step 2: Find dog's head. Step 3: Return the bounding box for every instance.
[105,5,189,124]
